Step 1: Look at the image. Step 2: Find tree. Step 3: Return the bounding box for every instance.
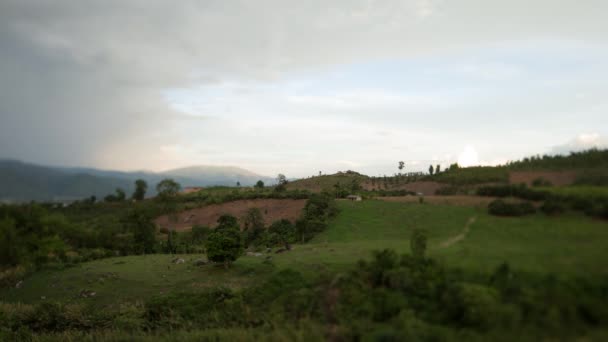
[254,180,265,189]
[242,208,264,246]
[436,164,441,174]
[236,181,241,187]
[132,179,148,201]
[268,219,295,250]
[0,217,20,266]
[275,173,288,192]
[124,208,156,254]
[206,216,243,268]
[217,214,239,230]
[156,178,181,201]
[410,229,427,259]
[428,165,434,175]
[104,188,126,202]
[398,161,405,172]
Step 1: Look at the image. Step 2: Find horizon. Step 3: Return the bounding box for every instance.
[1,1,607,178]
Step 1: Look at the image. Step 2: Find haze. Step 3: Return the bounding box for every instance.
[1,0,607,177]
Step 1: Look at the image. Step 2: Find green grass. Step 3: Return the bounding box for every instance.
[3,199,607,305]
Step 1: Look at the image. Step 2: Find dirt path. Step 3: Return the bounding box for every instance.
[438,216,477,249]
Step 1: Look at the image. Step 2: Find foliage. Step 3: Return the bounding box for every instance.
[104,188,126,202]
[506,148,608,170]
[122,208,156,254]
[429,166,509,185]
[132,179,148,201]
[268,219,296,249]
[242,208,265,247]
[206,216,243,267]
[155,179,181,202]
[254,180,264,189]
[488,200,536,217]
[410,229,427,259]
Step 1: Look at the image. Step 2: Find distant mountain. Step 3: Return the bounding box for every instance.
[0,160,274,202]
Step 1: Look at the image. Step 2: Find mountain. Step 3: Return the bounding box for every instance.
[0,160,274,202]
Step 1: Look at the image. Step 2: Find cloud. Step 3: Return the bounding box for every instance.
[551,133,608,155]
[0,1,607,176]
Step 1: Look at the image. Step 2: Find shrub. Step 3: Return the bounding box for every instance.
[488,200,535,217]
[540,200,566,215]
[532,177,552,187]
[206,218,243,268]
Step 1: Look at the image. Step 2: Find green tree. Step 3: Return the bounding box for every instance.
[156,178,181,201]
[429,165,434,175]
[436,164,441,174]
[0,217,20,266]
[236,181,241,187]
[217,214,239,230]
[398,161,405,172]
[124,208,156,254]
[410,229,427,259]
[268,219,295,250]
[242,208,265,246]
[254,180,265,189]
[206,221,243,268]
[132,179,148,201]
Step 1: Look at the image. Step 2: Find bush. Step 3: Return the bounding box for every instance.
[488,200,535,217]
[206,217,243,268]
[540,200,566,215]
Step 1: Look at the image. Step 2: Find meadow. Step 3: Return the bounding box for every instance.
[3,199,606,306]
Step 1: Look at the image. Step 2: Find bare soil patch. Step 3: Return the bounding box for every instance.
[509,170,577,186]
[155,199,307,231]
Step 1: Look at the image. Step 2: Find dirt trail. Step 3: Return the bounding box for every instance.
[438,216,477,249]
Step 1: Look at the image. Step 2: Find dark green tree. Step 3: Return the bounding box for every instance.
[124,208,156,254]
[0,218,20,266]
[398,161,405,172]
[254,180,265,189]
[132,179,148,201]
[436,164,441,174]
[156,178,181,201]
[242,208,265,246]
[206,218,243,268]
[410,229,427,259]
[428,165,434,175]
[268,219,295,250]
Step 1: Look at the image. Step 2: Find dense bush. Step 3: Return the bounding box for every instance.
[205,216,244,268]
[488,200,536,217]
[540,200,566,215]
[477,184,550,201]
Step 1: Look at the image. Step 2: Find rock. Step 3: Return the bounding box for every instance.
[266,248,272,253]
[40,296,46,300]
[15,280,23,289]
[275,248,287,254]
[172,258,185,264]
[246,252,263,257]
[79,290,97,298]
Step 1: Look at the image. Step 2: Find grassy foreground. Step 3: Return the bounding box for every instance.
[3,199,607,306]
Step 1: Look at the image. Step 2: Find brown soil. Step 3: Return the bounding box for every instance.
[509,170,578,186]
[155,199,307,231]
[378,195,499,207]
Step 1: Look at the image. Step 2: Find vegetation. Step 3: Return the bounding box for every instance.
[132,179,148,201]
[488,199,536,217]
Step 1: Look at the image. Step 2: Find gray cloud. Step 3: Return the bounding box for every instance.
[1,0,607,174]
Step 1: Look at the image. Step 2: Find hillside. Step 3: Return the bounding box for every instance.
[0,160,273,202]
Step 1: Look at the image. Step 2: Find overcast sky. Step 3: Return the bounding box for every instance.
[1,1,607,177]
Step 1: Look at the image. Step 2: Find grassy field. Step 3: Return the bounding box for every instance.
[3,199,607,306]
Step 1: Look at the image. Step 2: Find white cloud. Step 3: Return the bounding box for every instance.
[551,133,608,154]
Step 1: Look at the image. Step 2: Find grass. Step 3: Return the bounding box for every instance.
[3,199,607,305]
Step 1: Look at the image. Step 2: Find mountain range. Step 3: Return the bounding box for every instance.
[0,159,275,202]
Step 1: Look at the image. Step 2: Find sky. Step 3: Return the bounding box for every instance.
[1,0,607,178]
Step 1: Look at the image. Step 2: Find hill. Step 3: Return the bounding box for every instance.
[0,160,273,202]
